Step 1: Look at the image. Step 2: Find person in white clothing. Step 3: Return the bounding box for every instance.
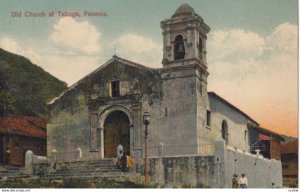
[238,173,248,188]
[117,144,123,168]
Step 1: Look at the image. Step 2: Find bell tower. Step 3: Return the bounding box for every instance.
[159,4,212,154]
[161,4,210,69]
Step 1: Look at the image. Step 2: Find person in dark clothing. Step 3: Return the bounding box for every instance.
[120,152,127,172]
[232,173,239,188]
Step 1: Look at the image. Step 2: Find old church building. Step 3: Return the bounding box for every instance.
[47,4,283,187]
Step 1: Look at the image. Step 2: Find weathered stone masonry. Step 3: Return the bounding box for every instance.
[47,4,283,188]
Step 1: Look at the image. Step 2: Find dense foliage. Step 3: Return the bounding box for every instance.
[0,177,145,188]
[0,48,67,117]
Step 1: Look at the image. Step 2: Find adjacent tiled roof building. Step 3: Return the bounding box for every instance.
[281,139,298,187]
[282,139,298,155]
[0,116,46,139]
[0,116,47,166]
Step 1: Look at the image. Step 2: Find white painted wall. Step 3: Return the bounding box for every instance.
[215,140,282,188]
[209,95,257,151]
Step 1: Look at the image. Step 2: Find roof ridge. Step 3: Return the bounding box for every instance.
[48,55,159,105]
[113,55,157,70]
[208,91,259,125]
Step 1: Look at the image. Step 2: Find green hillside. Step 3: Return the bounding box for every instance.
[0,48,67,117]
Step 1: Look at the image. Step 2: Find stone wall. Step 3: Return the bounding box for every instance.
[47,92,91,162]
[158,67,199,156]
[196,69,210,146]
[149,155,215,188]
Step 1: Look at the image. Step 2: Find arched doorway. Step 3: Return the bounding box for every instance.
[104,110,130,158]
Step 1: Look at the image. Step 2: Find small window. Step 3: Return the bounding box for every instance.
[206,110,211,127]
[111,80,120,97]
[244,130,248,140]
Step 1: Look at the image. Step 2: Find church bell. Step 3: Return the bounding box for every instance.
[176,43,185,53]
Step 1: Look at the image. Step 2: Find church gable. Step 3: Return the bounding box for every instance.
[86,58,159,99]
[48,56,160,113]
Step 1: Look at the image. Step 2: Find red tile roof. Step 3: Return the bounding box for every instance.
[281,139,298,154]
[249,125,284,141]
[0,116,46,139]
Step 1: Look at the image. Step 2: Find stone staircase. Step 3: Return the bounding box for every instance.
[0,160,145,185]
[44,159,143,181]
[0,165,28,178]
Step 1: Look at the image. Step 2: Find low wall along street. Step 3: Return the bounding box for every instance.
[215,140,282,188]
[148,140,282,188]
[149,156,215,187]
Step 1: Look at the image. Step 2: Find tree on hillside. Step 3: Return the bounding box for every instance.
[0,49,67,117]
[0,89,16,116]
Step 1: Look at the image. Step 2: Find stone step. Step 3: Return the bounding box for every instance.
[56,160,116,170]
[62,163,116,169]
[0,166,25,177]
[61,159,116,166]
[35,159,139,180]
[56,159,118,172]
[0,172,28,178]
[57,165,117,172]
[45,171,134,179]
[53,168,121,175]
[0,166,23,171]
[48,171,124,176]
[0,169,24,172]
[43,159,125,179]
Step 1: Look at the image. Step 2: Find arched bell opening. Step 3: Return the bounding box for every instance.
[174,35,185,60]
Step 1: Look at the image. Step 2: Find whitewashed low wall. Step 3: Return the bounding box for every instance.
[214,140,282,188]
[32,155,48,163]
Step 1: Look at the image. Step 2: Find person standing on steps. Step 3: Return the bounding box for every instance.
[126,152,133,172]
[120,151,127,172]
[117,144,123,168]
[5,147,10,164]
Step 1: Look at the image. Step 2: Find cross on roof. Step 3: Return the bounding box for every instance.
[113,44,119,56]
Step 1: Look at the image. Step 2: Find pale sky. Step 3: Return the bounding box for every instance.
[0,0,298,137]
